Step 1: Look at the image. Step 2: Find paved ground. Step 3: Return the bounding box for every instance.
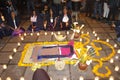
[0,14,120,80]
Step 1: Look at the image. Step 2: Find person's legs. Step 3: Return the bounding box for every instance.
[32,69,50,80]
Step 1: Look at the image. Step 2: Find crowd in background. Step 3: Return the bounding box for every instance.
[0,0,120,39]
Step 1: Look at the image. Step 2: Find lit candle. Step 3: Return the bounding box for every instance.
[109,76,114,80]
[20,77,24,80]
[117,49,120,54]
[94,33,97,37]
[79,76,84,80]
[51,32,54,35]
[17,42,21,46]
[81,31,84,34]
[13,48,17,53]
[80,38,82,42]
[97,37,100,40]
[58,31,60,35]
[94,77,99,80]
[37,33,40,36]
[93,31,95,34]
[21,37,24,41]
[9,55,13,60]
[114,44,117,48]
[106,39,109,42]
[45,32,47,35]
[87,32,89,35]
[115,56,119,59]
[30,33,33,36]
[3,64,7,69]
[110,58,114,63]
[6,77,11,80]
[67,31,69,35]
[63,77,67,80]
[24,33,27,36]
[114,66,119,71]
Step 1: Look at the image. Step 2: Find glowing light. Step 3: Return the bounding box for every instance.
[9,55,13,60]
[67,31,69,35]
[93,31,96,34]
[3,64,7,69]
[13,48,17,53]
[6,77,11,80]
[87,32,89,35]
[79,76,84,80]
[97,37,100,40]
[20,77,24,80]
[94,77,99,80]
[106,39,109,42]
[51,32,54,35]
[114,44,117,48]
[45,32,47,35]
[20,37,24,41]
[24,33,27,36]
[17,42,21,46]
[30,33,33,36]
[110,58,114,63]
[37,33,40,36]
[109,76,114,80]
[117,49,120,54]
[94,33,97,37]
[115,66,119,71]
[80,38,82,42]
[81,31,84,34]
[63,77,67,80]
[115,56,119,59]
[58,32,60,35]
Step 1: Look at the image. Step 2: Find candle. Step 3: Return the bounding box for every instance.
[114,44,117,48]
[110,58,114,63]
[81,31,84,34]
[9,55,13,60]
[117,49,120,54]
[13,48,17,53]
[67,31,69,35]
[45,32,47,35]
[30,33,33,36]
[63,77,67,80]
[21,37,24,41]
[94,77,99,80]
[51,32,54,35]
[97,37,100,40]
[37,33,40,36]
[3,64,7,69]
[17,42,21,46]
[87,32,89,35]
[6,77,11,80]
[79,76,84,80]
[24,33,27,36]
[93,31,95,34]
[20,77,24,80]
[114,66,119,71]
[115,56,119,59]
[109,76,114,80]
[94,33,97,37]
[80,38,82,42]
[106,39,109,42]
[58,31,60,35]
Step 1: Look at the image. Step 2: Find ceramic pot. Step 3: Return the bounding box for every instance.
[78,63,88,70]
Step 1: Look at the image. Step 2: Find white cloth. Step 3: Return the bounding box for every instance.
[103,2,110,18]
[13,19,17,29]
[62,15,69,23]
[30,16,37,22]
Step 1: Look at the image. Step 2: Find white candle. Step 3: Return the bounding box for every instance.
[6,77,11,80]
[45,32,47,35]
[20,77,25,80]
[94,33,97,37]
[9,55,13,60]
[110,58,114,63]
[58,31,60,35]
[117,49,120,54]
[94,77,99,80]
[87,32,89,35]
[93,31,95,34]
[13,48,17,53]
[115,56,119,59]
[51,32,54,35]
[30,33,33,36]
[114,44,117,48]
[81,31,84,34]
[97,37,100,40]
[106,39,109,42]
[21,37,24,41]
[37,33,40,36]
[114,66,119,71]
[17,42,21,46]
[79,76,84,80]
[3,64,7,69]
[80,38,82,42]
[109,76,114,80]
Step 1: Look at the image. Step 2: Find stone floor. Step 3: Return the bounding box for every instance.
[0,14,120,80]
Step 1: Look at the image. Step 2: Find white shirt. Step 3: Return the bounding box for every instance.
[30,16,37,22]
[62,15,69,22]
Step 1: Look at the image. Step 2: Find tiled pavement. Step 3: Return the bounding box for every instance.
[0,14,120,80]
